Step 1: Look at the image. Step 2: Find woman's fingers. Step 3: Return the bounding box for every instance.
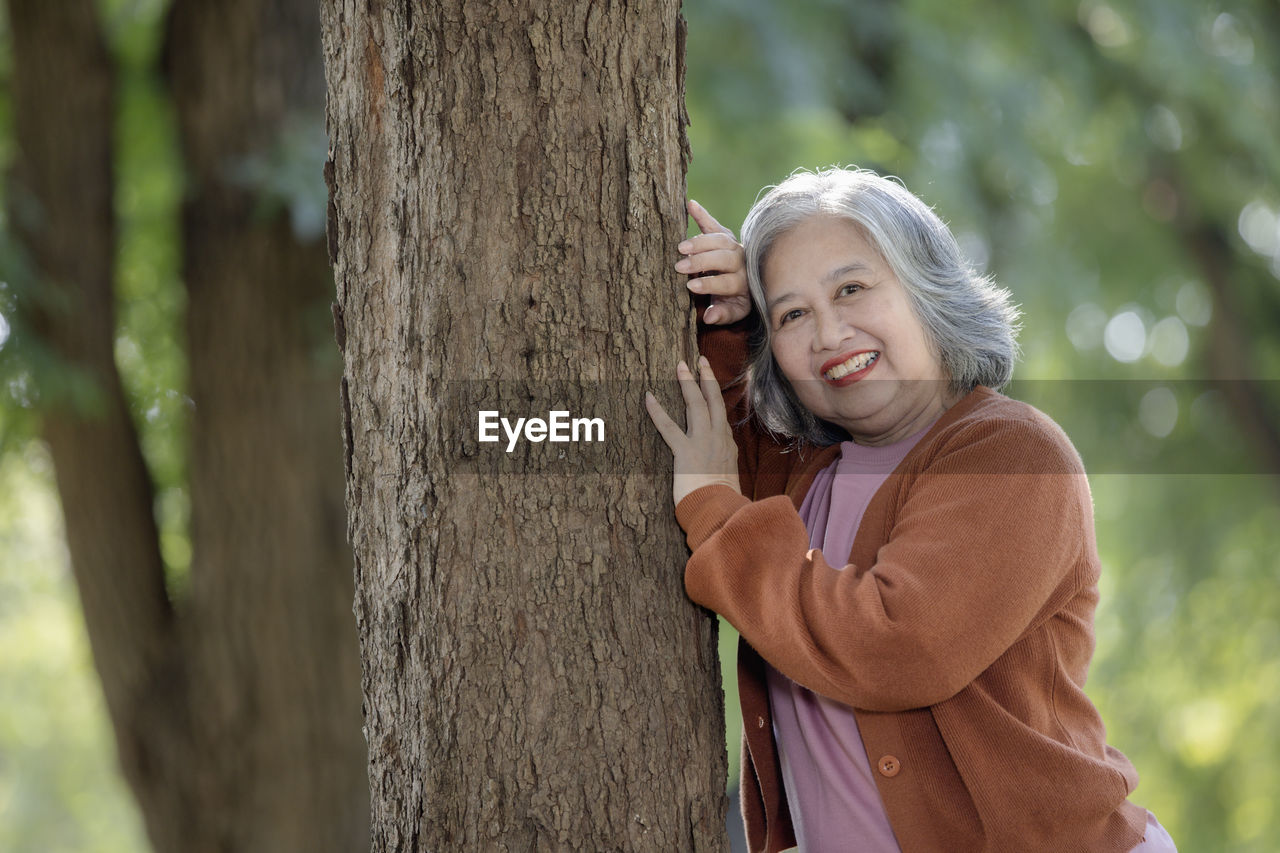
[677,360,710,433]
[644,392,684,452]
[687,199,734,236]
[676,247,743,278]
[685,271,747,295]
[678,231,740,255]
[703,294,753,325]
[698,356,728,425]
[645,358,716,450]
[645,358,720,451]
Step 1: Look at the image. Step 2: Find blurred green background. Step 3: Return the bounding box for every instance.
[3,0,1279,851]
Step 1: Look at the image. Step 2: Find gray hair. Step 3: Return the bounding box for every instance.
[740,166,1021,446]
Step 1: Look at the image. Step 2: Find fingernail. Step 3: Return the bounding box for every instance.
[675,259,691,272]
[686,280,702,293]
[698,356,710,368]
[678,241,692,253]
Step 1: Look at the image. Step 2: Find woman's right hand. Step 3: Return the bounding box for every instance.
[675,200,751,325]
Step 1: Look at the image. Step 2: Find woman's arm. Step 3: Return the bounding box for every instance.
[676,414,1096,713]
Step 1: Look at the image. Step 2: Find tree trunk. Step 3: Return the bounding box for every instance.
[7,0,368,850]
[164,1,369,850]
[321,2,728,850]
[7,0,183,836]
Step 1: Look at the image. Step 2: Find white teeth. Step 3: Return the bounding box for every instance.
[825,351,879,380]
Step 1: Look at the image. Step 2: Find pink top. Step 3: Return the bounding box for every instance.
[763,427,1178,852]
[766,430,928,852]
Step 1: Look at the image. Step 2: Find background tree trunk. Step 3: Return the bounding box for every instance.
[321,2,728,849]
[6,0,368,850]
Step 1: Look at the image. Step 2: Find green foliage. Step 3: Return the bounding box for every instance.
[0,2,32,447]
[0,446,148,853]
[105,0,190,584]
[1090,473,1280,851]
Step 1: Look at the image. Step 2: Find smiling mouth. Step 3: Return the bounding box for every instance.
[822,351,880,383]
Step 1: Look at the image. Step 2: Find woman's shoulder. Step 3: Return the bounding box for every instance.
[915,386,1086,476]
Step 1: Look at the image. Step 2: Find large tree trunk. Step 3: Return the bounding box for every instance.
[7,0,368,850]
[163,0,368,850]
[321,2,728,849]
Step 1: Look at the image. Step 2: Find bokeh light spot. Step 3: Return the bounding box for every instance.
[1066,302,1107,351]
[1145,105,1183,152]
[1080,2,1132,48]
[1238,200,1279,257]
[1149,316,1190,367]
[1176,281,1212,326]
[1139,387,1178,438]
[1104,311,1146,362]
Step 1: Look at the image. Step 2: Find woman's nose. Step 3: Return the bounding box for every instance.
[812,307,854,352]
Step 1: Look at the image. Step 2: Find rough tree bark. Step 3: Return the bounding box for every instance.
[6,1,367,850]
[321,2,729,849]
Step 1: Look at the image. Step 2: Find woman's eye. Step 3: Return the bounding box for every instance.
[778,309,803,326]
[839,283,863,296]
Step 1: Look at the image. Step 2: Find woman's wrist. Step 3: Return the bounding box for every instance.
[674,482,750,551]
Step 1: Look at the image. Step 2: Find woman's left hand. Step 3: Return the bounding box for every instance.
[645,356,741,506]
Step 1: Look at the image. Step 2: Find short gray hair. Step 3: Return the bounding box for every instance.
[740,166,1021,445]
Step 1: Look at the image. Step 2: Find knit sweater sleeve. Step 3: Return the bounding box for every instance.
[675,412,1094,713]
[695,309,803,500]
[695,309,763,497]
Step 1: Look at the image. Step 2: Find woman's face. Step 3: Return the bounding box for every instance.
[762,215,956,445]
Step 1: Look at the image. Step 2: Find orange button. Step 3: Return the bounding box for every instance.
[877,755,901,777]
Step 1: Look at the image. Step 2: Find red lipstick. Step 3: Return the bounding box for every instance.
[820,349,880,386]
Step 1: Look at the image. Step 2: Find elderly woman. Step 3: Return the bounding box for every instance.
[645,168,1175,852]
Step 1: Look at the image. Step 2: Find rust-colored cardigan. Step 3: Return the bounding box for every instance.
[676,320,1148,852]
